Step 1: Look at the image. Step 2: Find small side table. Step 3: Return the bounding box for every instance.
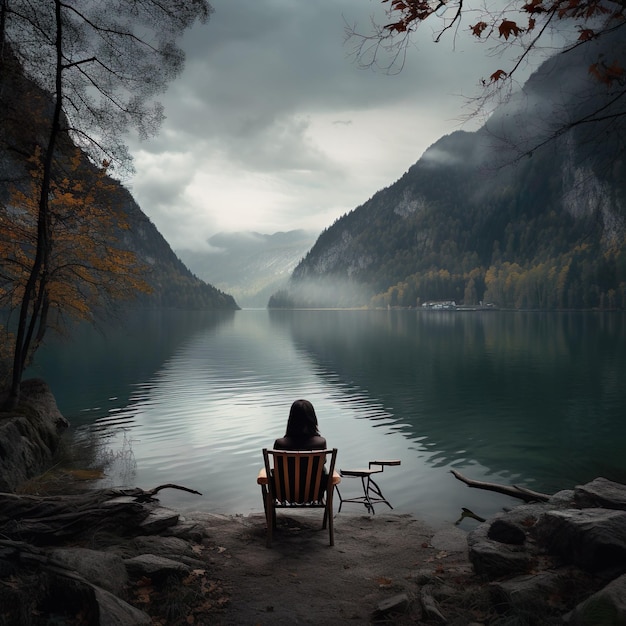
[337,460,401,514]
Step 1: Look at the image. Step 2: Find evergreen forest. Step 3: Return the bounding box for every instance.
[270,31,626,311]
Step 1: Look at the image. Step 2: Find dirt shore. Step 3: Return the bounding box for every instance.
[191,510,486,625]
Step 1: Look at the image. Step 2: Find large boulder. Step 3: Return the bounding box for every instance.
[467,480,626,622]
[50,547,129,595]
[564,573,626,625]
[574,477,626,511]
[0,379,69,492]
[534,508,626,571]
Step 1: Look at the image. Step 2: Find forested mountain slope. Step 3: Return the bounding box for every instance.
[0,55,238,312]
[271,32,626,310]
[101,180,239,310]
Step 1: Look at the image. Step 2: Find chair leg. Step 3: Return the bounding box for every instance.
[261,485,268,520]
[327,492,335,546]
[328,506,334,547]
[263,489,273,548]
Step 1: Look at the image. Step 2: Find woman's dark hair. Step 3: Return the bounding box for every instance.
[285,399,320,439]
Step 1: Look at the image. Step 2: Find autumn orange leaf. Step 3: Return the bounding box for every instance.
[498,19,523,39]
[470,21,488,37]
[490,69,508,82]
[578,27,595,41]
[522,0,545,13]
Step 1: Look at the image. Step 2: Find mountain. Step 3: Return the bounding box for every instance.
[102,181,239,310]
[0,53,238,313]
[270,32,626,310]
[177,230,318,308]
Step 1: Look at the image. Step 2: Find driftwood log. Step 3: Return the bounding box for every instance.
[0,484,201,544]
[451,469,551,503]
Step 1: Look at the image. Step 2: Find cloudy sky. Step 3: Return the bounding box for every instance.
[125,0,532,252]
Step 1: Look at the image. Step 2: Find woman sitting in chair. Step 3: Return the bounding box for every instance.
[274,399,327,451]
[260,400,338,546]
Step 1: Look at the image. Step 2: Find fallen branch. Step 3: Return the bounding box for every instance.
[454,507,486,525]
[131,483,202,501]
[450,470,550,503]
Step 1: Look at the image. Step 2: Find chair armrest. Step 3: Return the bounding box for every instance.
[332,470,341,485]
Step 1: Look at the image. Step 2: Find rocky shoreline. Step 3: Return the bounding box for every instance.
[0,378,69,492]
[3,380,626,624]
[469,478,626,624]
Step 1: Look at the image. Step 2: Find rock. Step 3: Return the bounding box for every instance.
[50,547,128,595]
[468,514,535,578]
[534,508,626,571]
[374,592,410,617]
[487,518,526,545]
[564,573,626,625]
[574,477,626,511]
[126,536,193,558]
[463,483,626,623]
[468,535,534,578]
[124,554,190,581]
[163,518,208,543]
[121,536,206,569]
[138,507,180,533]
[0,379,69,492]
[490,568,595,619]
[93,586,152,626]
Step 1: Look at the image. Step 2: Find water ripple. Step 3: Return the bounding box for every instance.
[38,309,626,526]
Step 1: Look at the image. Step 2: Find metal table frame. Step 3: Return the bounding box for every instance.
[337,460,401,514]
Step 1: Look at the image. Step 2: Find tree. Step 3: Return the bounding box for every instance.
[0,148,153,361]
[0,0,212,409]
[347,0,626,155]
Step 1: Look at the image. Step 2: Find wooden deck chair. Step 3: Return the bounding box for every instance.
[257,448,340,547]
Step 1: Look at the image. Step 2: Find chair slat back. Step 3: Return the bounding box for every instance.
[263,449,336,505]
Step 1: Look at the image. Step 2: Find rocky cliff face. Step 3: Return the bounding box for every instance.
[561,135,626,247]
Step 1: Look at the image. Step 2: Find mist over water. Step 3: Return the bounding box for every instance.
[28,309,626,528]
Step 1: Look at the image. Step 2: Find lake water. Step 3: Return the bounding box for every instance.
[27,309,626,529]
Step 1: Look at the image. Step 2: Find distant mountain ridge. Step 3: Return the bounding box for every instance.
[270,32,626,310]
[177,230,318,308]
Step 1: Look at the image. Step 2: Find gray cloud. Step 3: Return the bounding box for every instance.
[125,0,536,251]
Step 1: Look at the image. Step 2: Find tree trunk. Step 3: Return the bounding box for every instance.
[4,2,64,411]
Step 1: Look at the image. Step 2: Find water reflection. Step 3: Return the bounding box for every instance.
[272,309,626,492]
[27,310,236,423]
[26,309,626,527]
